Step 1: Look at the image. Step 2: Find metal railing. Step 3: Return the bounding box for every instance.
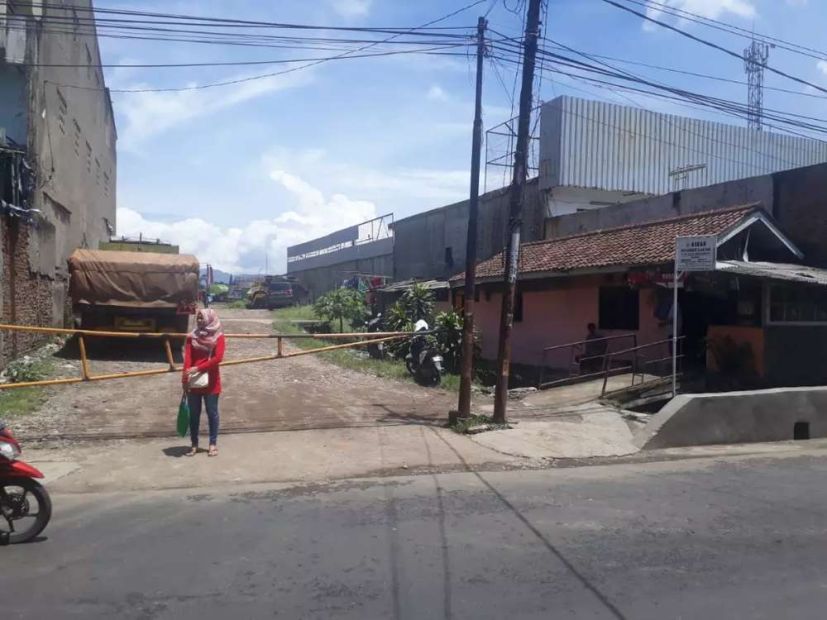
[600,336,686,397]
[538,333,637,389]
[0,323,427,391]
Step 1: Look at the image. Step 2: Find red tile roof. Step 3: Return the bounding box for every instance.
[457,204,760,282]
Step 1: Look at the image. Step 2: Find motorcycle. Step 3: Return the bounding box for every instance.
[365,313,386,360]
[405,320,444,387]
[0,421,52,544]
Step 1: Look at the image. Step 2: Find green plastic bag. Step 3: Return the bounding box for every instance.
[177,395,190,438]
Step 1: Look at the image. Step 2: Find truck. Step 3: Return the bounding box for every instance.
[68,249,200,334]
[246,275,308,310]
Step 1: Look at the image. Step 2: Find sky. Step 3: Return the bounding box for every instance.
[96,0,827,274]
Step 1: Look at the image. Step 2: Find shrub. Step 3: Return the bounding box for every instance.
[313,288,366,332]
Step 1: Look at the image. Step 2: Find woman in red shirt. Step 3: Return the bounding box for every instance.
[182,308,226,457]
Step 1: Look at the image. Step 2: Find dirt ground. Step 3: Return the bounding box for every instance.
[12,308,457,442]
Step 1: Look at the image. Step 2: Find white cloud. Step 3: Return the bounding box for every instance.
[786,0,807,5]
[643,0,756,31]
[114,69,313,151]
[329,0,372,18]
[818,60,827,76]
[116,169,376,273]
[427,85,449,101]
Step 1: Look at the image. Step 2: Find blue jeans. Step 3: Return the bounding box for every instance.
[188,394,219,447]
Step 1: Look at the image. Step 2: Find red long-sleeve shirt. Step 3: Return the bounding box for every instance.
[182,334,226,395]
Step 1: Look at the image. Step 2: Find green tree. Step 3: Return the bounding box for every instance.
[313,288,365,333]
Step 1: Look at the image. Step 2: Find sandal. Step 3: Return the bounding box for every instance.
[208,446,218,457]
[186,447,198,457]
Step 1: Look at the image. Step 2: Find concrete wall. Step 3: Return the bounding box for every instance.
[544,185,649,218]
[764,326,827,386]
[29,0,117,263]
[636,387,827,449]
[546,173,775,239]
[472,275,667,367]
[772,164,827,266]
[545,163,827,271]
[392,178,544,282]
[0,0,116,368]
[290,253,393,302]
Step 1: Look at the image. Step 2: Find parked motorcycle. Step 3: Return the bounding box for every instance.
[365,313,386,360]
[405,320,444,387]
[0,421,52,544]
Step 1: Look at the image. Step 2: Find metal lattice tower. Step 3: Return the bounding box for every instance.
[744,39,770,131]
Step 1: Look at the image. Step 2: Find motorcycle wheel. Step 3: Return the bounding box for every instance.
[415,365,442,387]
[0,478,52,544]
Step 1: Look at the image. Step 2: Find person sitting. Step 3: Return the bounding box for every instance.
[579,323,608,373]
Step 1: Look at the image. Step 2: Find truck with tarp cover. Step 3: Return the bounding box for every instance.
[68,249,199,333]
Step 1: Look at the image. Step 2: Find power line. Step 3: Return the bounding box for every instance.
[18,1,479,34]
[50,0,488,93]
[5,43,470,68]
[538,40,827,101]
[600,0,827,96]
[491,41,827,135]
[617,0,827,62]
[489,43,827,143]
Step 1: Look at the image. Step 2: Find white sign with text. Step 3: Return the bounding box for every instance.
[676,235,717,272]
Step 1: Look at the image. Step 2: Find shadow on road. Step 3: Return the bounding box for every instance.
[55,335,184,364]
[426,427,628,620]
[162,446,193,458]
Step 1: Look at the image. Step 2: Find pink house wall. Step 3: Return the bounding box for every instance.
[473,276,669,367]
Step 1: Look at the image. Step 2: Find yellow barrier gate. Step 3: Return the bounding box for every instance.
[0,323,418,391]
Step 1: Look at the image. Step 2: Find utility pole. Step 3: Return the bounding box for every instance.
[492,0,542,424]
[457,16,487,420]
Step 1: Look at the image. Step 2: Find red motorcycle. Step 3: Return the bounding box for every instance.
[0,421,51,544]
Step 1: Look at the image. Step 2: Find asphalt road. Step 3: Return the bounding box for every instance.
[5,451,827,619]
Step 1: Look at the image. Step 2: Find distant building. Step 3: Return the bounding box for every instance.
[0,0,117,366]
[391,96,827,285]
[286,214,393,301]
[539,96,827,216]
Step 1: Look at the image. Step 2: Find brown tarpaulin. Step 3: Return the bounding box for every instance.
[68,249,200,308]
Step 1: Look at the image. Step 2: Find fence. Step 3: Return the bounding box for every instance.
[538,333,638,389]
[600,337,685,397]
[0,323,423,391]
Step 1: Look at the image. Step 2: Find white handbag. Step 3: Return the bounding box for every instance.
[187,348,212,390]
[188,370,209,390]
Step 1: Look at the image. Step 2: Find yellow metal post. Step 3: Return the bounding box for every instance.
[78,336,91,380]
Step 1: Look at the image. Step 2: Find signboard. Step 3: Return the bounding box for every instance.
[676,235,717,272]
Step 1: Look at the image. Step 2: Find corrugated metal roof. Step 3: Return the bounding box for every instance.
[379,279,449,293]
[540,96,827,195]
[716,261,827,286]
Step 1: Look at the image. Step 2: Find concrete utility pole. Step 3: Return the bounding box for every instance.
[492,0,543,424]
[457,16,487,421]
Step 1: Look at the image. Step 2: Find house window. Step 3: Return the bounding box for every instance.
[86,45,92,80]
[599,286,639,330]
[72,119,81,156]
[103,171,110,196]
[95,158,101,185]
[85,141,92,174]
[769,284,827,323]
[56,88,67,134]
[514,292,524,323]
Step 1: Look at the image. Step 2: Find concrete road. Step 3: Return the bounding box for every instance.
[5,450,827,619]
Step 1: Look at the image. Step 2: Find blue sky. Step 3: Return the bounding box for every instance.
[98,0,827,273]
